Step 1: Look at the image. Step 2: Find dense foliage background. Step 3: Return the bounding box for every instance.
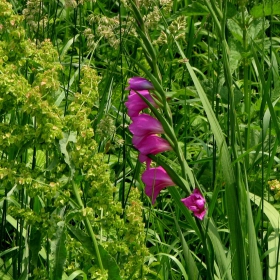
[1,0,280,279]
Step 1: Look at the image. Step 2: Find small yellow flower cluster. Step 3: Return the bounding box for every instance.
[268,180,280,200]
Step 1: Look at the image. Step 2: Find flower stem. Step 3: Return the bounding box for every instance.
[71,181,104,272]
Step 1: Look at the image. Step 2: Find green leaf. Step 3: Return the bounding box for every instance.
[157,253,189,279]
[247,18,269,40]
[0,258,13,280]
[180,2,209,16]
[249,193,280,280]
[219,86,243,105]
[0,271,13,280]
[59,35,80,59]
[51,221,67,280]
[59,131,77,177]
[250,2,280,18]
[227,19,243,42]
[207,221,233,280]
[29,227,42,267]
[173,216,200,280]
[245,189,263,280]
[228,40,243,74]
[66,270,87,280]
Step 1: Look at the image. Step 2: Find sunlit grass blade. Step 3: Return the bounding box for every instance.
[250,193,280,280]
[173,215,200,280]
[207,221,232,280]
[157,253,189,280]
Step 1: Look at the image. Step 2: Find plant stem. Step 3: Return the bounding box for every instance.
[71,181,104,272]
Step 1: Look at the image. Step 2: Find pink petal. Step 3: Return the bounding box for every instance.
[133,134,172,155]
[193,209,206,220]
[125,77,154,91]
[129,114,164,136]
[141,166,175,204]
[125,90,156,118]
[181,188,206,220]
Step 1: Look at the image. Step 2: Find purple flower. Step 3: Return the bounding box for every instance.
[125,90,156,118]
[132,134,172,156]
[125,77,154,91]
[129,114,164,137]
[141,166,175,204]
[181,188,206,220]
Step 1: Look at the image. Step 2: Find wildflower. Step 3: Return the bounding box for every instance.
[125,77,154,91]
[132,134,172,156]
[181,188,206,220]
[129,114,164,136]
[125,90,156,118]
[141,166,175,204]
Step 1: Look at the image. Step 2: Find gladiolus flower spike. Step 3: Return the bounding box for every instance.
[181,188,206,220]
[125,77,154,91]
[142,166,175,204]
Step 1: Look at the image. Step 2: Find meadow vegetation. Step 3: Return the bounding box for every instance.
[1,0,280,279]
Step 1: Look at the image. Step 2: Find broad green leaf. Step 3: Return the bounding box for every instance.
[0,271,13,280]
[248,18,269,40]
[250,2,280,18]
[228,40,243,74]
[51,221,67,280]
[227,19,243,42]
[29,227,42,267]
[0,258,13,280]
[59,131,77,177]
[180,2,209,16]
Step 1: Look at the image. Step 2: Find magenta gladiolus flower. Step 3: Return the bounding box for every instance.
[125,77,154,91]
[125,90,156,118]
[132,134,172,156]
[142,166,175,204]
[129,114,164,136]
[181,188,206,220]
